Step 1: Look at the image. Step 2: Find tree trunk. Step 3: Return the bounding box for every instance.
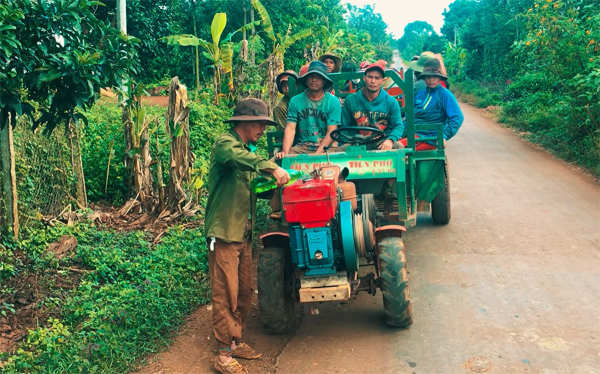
[139,123,154,211]
[266,54,282,114]
[213,68,220,105]
[250,5,255,64]
[0,114,19,240]
[192,0,200,93]
[123,104,134,196]
[68,119,88,209]
[156,126,165,212]
[165,77,192,213]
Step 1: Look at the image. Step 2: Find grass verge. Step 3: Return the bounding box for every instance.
[0,223,209,373]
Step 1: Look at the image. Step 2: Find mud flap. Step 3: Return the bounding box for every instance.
[260,232,290,249]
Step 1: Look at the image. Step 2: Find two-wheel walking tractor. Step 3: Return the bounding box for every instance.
[258,68,450,333]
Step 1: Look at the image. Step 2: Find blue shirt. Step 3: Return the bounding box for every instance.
[414,85,464,144]
[287,92,342,145]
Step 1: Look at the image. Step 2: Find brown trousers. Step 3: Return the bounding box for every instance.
[209,235,253,356]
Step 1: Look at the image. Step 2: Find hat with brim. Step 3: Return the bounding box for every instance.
[318,53,342,73]
[409,51,435,73]
[364,61,386,76]
[224,98,278,126]
[417,57,448,80]
[298,60,334,90]
[418,70,447,80]
[276,70,298,94]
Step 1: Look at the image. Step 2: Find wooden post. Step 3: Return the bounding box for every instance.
[250,1,255,64]
[0,114,19,240]
[68,119,88,208]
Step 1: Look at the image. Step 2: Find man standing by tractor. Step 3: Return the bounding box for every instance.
[340,60,404,198]
[205,98,290,374]
[275,60,341,158]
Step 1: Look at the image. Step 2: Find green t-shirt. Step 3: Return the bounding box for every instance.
[287,92,341,145]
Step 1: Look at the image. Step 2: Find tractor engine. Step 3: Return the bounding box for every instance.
[282,178,340,276]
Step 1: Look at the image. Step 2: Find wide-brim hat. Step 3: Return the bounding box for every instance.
[418,69,448,80]
[276,70,298,94]
[318,53,342,73]
[417,57,448,80]
[298,60,334,90]
[409,51,435,73]
[224,98,278,126]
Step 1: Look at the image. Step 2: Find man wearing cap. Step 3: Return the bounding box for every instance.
[340,60,404,198]
[273,70,298,130]
[205,98,290,374]
[275,60,342,158]
[400,58,463,151]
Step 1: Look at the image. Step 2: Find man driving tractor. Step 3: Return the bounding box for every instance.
[339,60,405,198]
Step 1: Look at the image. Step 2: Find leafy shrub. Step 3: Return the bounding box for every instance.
[0,225,209,373]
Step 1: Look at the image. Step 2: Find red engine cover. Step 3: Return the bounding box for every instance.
[282,178,338,227]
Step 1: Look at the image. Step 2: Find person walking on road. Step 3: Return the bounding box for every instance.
[205,98,290,374]
[401,58,464,151]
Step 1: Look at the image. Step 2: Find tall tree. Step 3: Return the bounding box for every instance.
[0,0,139,237]
[398,21,443,61]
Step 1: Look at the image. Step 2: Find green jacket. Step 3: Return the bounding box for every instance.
[273,95,290,132]
[204,128,279,242]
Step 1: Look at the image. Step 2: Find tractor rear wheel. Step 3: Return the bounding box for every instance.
[378,237,413,327]
[258,246,298,334]
[431,162,451,224]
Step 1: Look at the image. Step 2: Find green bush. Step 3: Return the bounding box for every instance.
[0,224,209,373]
[81,95,233,203]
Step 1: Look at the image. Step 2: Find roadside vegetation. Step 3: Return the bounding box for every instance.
[399,0,598,177]
[0,0,397,372]
[445,0,599,177]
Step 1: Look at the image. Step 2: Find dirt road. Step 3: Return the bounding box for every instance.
[138,103,600,374]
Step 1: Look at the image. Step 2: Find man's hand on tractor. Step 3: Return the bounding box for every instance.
[270,167,290,187]
[275,151,286,159]
[378,139,394,150]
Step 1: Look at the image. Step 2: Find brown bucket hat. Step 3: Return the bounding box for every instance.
[224,98,278,126]
[318,53,342,73]
[418,58,448,80]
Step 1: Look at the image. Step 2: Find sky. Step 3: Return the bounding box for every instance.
[343,0,455,38]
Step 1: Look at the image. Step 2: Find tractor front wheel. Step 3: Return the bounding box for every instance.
[258,246,299,334]
[378,237,413,327]
[431,162,451,224]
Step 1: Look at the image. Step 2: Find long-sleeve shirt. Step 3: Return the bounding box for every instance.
[414,85,464,144]
[273,95,290,132]
[205,128,279,242]
[341,88,404,142]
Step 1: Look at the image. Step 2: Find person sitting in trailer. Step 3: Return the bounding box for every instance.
[400,58,464,151]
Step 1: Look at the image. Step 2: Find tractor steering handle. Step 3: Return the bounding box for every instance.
[330,126,386,146]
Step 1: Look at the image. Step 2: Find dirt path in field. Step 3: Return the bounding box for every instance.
[136,103,600,374]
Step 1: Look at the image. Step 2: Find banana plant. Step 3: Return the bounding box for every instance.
[251,0,312,71]
[251,0,312,111]
[311,26,346,60]
[162,13,257,104]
